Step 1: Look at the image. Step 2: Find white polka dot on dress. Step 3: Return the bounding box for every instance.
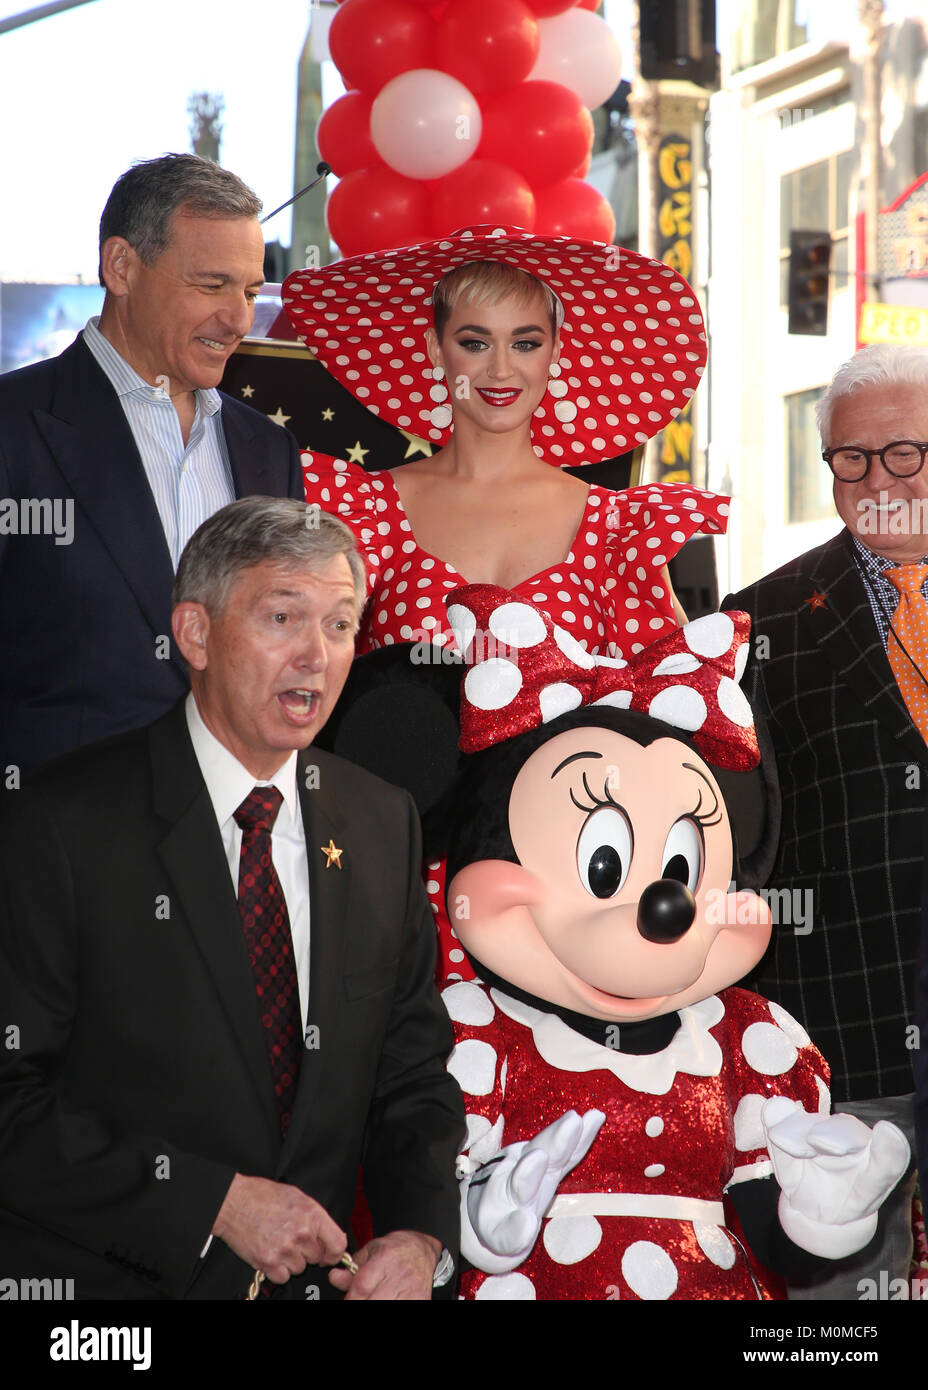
[741,1022,798,1076]
[621,1241,678,1300]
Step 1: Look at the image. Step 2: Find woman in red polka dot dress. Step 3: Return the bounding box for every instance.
[282,227,730,982]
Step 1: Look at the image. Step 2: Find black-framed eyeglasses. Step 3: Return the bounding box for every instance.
[822,440,928,481]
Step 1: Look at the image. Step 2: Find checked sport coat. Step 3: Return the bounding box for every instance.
[725,527,927,1102]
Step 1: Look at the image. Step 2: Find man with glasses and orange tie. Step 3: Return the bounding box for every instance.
[725,344,927,1299]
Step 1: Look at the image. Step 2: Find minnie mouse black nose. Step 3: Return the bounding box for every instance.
[636,880,697,943]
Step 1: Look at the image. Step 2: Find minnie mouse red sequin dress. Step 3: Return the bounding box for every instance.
[302,450,730,981]
[445,982,829,1301]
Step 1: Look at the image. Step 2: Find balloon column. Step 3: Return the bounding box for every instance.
[320,0,622,256]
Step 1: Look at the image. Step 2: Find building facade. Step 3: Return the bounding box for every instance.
[706,0,928,593]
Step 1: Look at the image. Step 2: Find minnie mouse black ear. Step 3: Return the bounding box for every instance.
[712,708,781,891]
[316,644,465,818]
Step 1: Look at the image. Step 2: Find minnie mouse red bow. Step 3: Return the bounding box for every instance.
[446,585,759,771]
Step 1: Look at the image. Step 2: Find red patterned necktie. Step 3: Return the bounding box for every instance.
[233,787,302,1136]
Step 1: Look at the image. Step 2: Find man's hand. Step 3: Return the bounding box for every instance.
[328,1230,441,1300]
[212,1173,347,1284]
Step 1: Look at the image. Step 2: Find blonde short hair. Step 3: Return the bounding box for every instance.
[431,261,562,339]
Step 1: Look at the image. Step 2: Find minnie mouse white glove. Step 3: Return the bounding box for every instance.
[460,1108,605,1274]
[761,1096,910,1259]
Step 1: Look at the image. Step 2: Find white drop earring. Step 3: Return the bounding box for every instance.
[429,364,451,426]
[547,361,576,420]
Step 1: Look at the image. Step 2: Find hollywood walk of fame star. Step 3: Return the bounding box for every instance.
[345,441,370,465]
[399,429,433,460]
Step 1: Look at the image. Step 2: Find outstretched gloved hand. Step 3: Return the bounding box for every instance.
[460,1108,605,1275]
[761,1096,910,1259]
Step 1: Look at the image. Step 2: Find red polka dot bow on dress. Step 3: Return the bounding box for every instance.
[446,586,760,771]
[281,224,706,467]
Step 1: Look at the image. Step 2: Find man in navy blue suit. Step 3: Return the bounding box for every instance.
[0,153,303,785]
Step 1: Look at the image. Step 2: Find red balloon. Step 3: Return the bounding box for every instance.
[576,0,601,9]
[430,159,536,236]
[329,0,435,96]
[327,166,431,256]
[316,92,378,177]
[479,81,594,187]
[533,177,616,242]
[435,0,539,95]
[523,0,577,14]
[570,151,592,178]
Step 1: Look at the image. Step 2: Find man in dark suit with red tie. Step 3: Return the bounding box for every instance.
[0,498,464,1299]
[0,154,303,786]
[725,344,928,1298]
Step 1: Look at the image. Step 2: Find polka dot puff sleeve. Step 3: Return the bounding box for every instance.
[600,483,731,658]
[442,980,507,1172]
[301,451,383,597]
[723,987,830,1191]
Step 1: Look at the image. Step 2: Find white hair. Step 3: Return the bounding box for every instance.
[817,344,928,445]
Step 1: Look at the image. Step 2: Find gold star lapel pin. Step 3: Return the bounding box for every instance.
[321,838,344,869]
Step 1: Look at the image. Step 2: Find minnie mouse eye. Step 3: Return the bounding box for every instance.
[577,806,633,899]
[660,817,703,892]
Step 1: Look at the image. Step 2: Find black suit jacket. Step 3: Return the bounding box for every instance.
[0,336,304,778]
[914,813,928,1206]
[726,528,927,1101]
[0,701,464,1299]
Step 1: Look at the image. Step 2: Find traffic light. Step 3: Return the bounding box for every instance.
[788,230,832,336]
[639,0,719,89]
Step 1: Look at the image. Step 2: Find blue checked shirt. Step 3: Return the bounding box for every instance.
[851,533,928,649]
[83,317,235,568]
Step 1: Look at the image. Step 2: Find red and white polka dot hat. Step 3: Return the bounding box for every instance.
[446,584,760,771]
[281,225,706,467]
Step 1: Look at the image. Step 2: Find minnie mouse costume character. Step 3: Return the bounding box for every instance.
[321,593,909,1300]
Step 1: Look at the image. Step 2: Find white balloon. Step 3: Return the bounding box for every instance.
[370,69,482,181]
[529,11,622,112]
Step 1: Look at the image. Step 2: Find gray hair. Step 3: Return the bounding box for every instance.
[817,344,928,444]
[172,497,367,618]
[98,153,262,285]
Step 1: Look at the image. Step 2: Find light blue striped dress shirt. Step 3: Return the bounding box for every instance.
[82,317,235,568]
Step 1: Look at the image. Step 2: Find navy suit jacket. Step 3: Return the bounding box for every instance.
[0,335,304,778]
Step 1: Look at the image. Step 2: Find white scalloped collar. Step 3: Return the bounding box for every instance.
[490,990,725,1095]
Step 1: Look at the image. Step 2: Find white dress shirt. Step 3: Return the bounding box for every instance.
[83,317,235,567]
[185,693,311,1029]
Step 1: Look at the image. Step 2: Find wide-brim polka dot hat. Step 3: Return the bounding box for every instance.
[281,224,706,467]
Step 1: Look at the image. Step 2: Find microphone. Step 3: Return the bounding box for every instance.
[260,163,332,225]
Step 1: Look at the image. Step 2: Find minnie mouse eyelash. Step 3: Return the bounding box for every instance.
[569,771,625,817]
[683,765,724,828]
[568,766,723,830]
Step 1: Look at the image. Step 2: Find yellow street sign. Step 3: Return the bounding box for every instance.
[859,301,928,345]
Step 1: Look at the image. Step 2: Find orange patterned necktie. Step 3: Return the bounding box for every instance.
[886,565,928,740]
